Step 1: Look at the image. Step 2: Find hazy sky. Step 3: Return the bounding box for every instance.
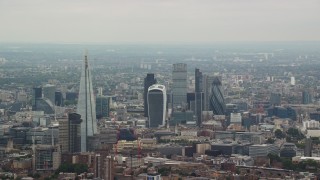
[1,0,319,43]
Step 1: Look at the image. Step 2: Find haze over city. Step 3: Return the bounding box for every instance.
[1,1,320,180]
[1,0,320,43]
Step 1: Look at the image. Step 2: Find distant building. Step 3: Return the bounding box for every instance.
[66,92,77,101]
[280,143,297,158]
[230,113,242,125]
[172,63,187,109]
[148,84,167,128]
[310,112,320,121]
[58,113,82,153]
[32,87,42,110]
[68,113,82,153]
[249,144,279,157]
[270,93,281,106]
[209,76,226,115]
[202,75,215,111]
[302,90,312,104]
[225,104,238,116]
[96,95,110,118]
[94,153,113,180]
[58,118,69,153]
[144,73,157,117]
[34,145,61,171]
[55,91,63,106]
[43,84,56,105]
[32,87,55,114]
[290,76,295,86]
[170,111,195,126]
[195,68,203,126]
[304,138,312,157]
[77,53,97,152]
[118,128,136,141]
[267,106,297,120]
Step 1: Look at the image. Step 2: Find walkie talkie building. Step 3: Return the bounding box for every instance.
[148,84,167,128]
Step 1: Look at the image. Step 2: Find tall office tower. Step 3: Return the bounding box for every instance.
[148,84,167,128]
[58,118,69,153]
[68,113,82,153]
[144,74,157,117]
[77,53,97,152]
[195,68,203,126]
[58,113,82,153]
[270,92,281,106]
[302,90,312,104]
[209,76,226,115]
[43,84,56,105]
[32,87,42,110]
[202,75,215,111]
[96,95,110,118]
[55,91,64,106]
[172,63,187,109]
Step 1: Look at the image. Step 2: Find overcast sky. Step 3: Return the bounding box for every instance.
[0,0,319,43]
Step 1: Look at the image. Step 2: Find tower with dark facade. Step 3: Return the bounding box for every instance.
[58,113,82,153]
[148,84,167,128]
[302,90,312,104]
[209,76,226,115]
[195,68,203,126]
[96,95,110,119]
[55,91,64,106]
[32,87,42,110]
[77,53,97,152]
[144,73,157,117]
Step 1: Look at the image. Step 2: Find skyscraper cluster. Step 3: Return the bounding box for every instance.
[144,64,226,128]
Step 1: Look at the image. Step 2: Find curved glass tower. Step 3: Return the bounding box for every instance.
[209,76,226,115]
[77,53,97,152]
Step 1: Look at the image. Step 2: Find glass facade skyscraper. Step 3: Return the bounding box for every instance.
[96,95,110,118]
[209,76,226,115]
[148,84,167,128]
[172,63,187,109]
[144,73,157,117]
[77,53,97,152]
[195,68,203,126]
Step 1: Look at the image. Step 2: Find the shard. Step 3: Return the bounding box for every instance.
[77,53,97,152]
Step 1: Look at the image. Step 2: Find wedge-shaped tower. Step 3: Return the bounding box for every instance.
[77,53,97,152]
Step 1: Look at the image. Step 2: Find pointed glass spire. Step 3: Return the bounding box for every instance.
[77,52,97,152]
